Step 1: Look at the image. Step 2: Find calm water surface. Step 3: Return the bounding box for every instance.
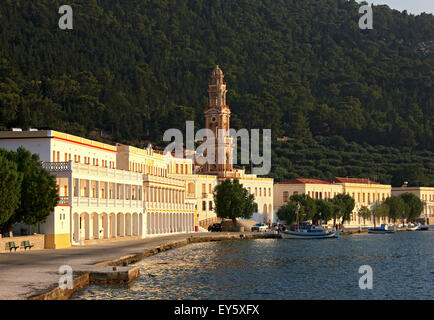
[73,232,434,299]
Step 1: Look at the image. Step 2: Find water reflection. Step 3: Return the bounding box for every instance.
[73,232,434,300]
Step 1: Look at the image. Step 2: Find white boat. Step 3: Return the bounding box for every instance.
[368,224,395,234]
[280,203,339,239]
[406,225,420,231]
[280,225,339,239]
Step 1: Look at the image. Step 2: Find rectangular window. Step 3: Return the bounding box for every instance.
[202,201,206,211]
[209,184,212,193]
[283,191,289,202]
[209,201,213,211]
[202,184,206,193]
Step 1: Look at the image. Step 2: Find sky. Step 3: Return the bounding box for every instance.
[358,0,434,15]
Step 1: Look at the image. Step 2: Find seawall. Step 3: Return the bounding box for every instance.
[27,232,279,300]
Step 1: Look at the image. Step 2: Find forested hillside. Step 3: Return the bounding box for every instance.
[0,0,433,185]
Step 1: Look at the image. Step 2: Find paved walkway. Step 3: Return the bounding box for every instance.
[0,231,276,299]
[0,232,217,299]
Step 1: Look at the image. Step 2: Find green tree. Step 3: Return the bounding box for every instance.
[1,147,59,228]
[331,193,355,225]
[384,196,408,223]
[314,199,334,225]
[277,202,298,225]
[372,202,390,227]
[0,154,22,233]
[398,193,423,222]
[357,205,371,225]
[213,179,255,224]
[289,194,316,222]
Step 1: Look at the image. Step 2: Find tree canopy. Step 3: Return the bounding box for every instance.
[0,0,433,183]
[357,205,372,224]
[331,193,355,224]
[398,193,424,221]
[0,147,59,232]
[213,179,255,223]
[0,155,22,230]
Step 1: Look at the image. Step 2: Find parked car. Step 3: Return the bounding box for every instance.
[208,223,223,232]
[251,223,268,232]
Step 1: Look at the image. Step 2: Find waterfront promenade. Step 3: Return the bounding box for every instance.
[0,231,276,300]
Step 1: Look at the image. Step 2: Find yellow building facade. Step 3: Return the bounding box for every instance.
[392,186,434,224]
[274,177,392,227]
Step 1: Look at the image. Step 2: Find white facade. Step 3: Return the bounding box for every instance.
[0,130,147,248]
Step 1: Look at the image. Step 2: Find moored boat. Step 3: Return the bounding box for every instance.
[406,225,420,231]
[368,224,395,234]
[280,225,339,239]
[279,203,339,239]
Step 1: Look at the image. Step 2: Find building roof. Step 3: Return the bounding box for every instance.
[331,177,379,184]
[277,178,332,185]
[0,129,118,152]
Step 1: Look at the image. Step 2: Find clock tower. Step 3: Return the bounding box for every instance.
[203,66,233,175]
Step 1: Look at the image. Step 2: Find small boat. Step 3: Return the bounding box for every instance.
[280,203,338,239]
[368,224,395,234]
[281,225,339,239]
[419,225,430,231]
[406,225,420,231]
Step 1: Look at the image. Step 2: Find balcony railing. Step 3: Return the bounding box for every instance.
[58,196,70,205]
[42,161,72,172]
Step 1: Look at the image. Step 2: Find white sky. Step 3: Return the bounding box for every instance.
[358,0,434,14]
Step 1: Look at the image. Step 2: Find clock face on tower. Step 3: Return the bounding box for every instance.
[211,116,216,123]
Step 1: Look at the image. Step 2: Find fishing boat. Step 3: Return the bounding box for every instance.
[368,224,395,234]
[406,224,420,231]
[280,203,339,239]
[281,225,339,239]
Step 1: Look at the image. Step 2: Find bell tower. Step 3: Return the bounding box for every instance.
[203,66,233,175]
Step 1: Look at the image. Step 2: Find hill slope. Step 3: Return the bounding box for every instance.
[0,0,433,185]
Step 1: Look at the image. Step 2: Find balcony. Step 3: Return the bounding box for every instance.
[58,196,70,205]
[42,161,72,173]
[144,201,195,212]
[42,161,143,183]
[70,196,143,210]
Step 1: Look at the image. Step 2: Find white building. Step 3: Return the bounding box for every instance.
[0,130,194,248]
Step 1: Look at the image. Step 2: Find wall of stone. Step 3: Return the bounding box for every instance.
[0,234,45,252]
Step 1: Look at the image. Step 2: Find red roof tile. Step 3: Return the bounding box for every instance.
[277,178,332,185]
[331,177,379,184]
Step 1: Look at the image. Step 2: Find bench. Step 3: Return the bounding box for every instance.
[20,240,34,251]
[5,242,19,252]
